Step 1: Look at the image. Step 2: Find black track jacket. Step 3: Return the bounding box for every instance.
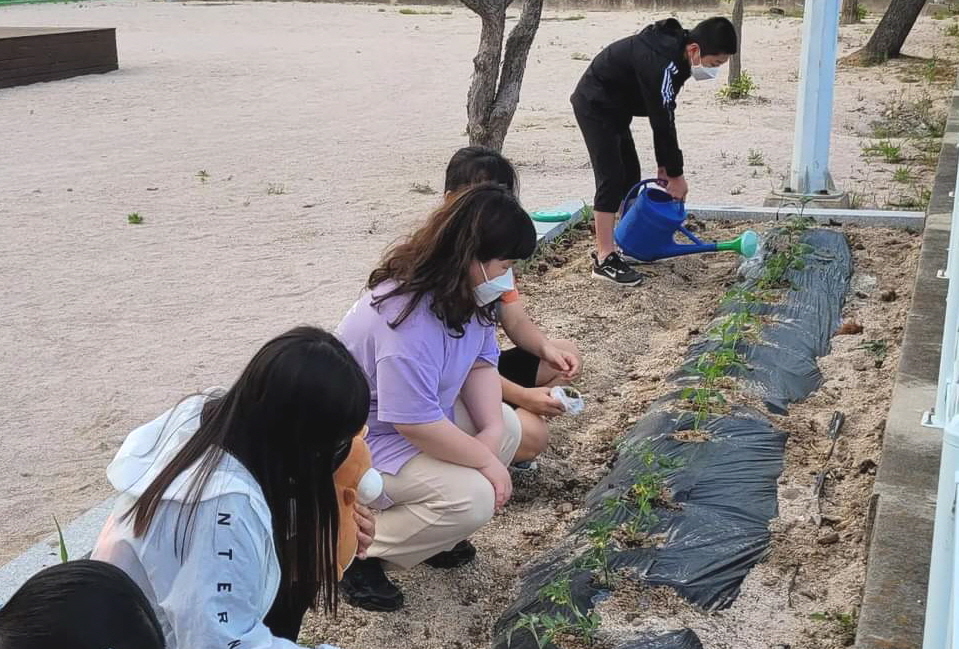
[571,18,691,178]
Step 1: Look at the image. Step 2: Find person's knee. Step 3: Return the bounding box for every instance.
[523,415,549,456]
[445,474,495,532]
[500,404,523,461]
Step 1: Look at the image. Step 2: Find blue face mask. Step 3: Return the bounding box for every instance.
[474,267,515,306]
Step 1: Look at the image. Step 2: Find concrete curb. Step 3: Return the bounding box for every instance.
[0,495,116,604]
[685,204,925,229]
[855,86,959,647]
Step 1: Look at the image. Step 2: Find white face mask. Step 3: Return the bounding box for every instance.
[474,266,514,306]
[690,49,720,82]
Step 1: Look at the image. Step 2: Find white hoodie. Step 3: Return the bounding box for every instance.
[91,393,339,649]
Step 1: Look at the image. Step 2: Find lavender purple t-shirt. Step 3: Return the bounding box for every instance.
[335,281,500,475]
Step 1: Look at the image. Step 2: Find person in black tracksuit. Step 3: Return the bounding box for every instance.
[571,17,738,286]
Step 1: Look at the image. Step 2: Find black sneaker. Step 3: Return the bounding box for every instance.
[423,539,476,569]
[340,557,404,612]
[591,252,644,286]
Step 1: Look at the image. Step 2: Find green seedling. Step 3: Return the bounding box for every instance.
[892,167,913,184]
[858,339,888,367]
[580,519,616,587]
[127,212,143,225]
[267,183,286,195]
[781,215,815,238]
[862,140,903,164]
[747,149,765,166]
[718,71,756,100]
[509,577,601,648]
[810,611,857,646]
[196,170,209,183]
[681,386,725,428]
[721,287,771,309]
[54,515,68,563]
[759,242,811,290]
[571,52,591,61]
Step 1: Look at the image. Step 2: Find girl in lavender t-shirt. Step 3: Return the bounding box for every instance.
[335,183,537,612]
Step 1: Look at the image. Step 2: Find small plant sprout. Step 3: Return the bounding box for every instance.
[409,182,437,195]
[509,577,601,648]
[892,167,913,184]
[747,149,765,166]
[858,339,888,367]
[54,516,68,563]
[718,71,756,100]
[581,520,616,587]
[862,140,903,164]
[196,170,210,183]
[127,212,143,225]
[267,183,287,195]
[571,52,591,61]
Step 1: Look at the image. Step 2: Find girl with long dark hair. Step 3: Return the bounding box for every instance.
[336,183,537,611]
[92,326,371,648]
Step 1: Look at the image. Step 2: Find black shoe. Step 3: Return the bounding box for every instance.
[423,540,476,569]
[591,252,644,286]
[340,557,404,612]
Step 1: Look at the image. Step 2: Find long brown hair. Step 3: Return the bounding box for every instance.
[368,183,536,336]
[123,327,370,619]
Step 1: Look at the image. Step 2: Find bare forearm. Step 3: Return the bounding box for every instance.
[396,420,497,469]
[499,300,547,356]
[501,376,527,406]
[460,362,505,432]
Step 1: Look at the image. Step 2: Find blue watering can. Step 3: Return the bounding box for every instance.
[614,179,758,262]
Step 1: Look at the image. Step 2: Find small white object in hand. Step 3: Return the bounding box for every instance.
[550,386,584,415]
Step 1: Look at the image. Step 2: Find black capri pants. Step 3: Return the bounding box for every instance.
[572,97,642,214]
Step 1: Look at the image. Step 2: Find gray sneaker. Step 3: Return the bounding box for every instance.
[591,252,644,286]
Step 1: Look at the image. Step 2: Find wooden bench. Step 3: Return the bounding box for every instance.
[0,27,117,89]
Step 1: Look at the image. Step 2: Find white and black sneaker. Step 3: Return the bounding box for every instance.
[591,252,645,286]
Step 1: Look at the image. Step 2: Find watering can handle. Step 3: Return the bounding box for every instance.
[619,178,668,213]
[677,224,705,246]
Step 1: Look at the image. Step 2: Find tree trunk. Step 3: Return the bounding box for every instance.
[852,0,927,64]
[464,1,506,148]
[484,0,544,150]
[727,0,744,86]
[840,0,861,25]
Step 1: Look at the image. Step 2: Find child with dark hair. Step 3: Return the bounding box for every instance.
[0,559,165,649]
[92,326,372,648]
[570,16,738,286]
[336,183,537,612]
[444,146,583,465]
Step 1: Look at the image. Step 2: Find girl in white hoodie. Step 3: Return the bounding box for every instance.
[92,326,372,649]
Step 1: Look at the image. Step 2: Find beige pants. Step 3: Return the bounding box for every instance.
[367,402,522,569]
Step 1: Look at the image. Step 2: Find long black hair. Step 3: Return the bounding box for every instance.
[124,326,370,619]
[368,183,536,336]
[0,559,165,649]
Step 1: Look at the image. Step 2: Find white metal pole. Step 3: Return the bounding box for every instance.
[924,418,959,648]
[788,0,841,195]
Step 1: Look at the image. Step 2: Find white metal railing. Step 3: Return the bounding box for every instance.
[924,419,959,649]
[931,155,959,429]
[924,141,959,648]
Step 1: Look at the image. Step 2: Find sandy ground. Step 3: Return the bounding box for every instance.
[0,0,946,637]
[302,217,918,649]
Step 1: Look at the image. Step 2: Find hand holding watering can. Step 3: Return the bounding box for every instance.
[614,179,758,263]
